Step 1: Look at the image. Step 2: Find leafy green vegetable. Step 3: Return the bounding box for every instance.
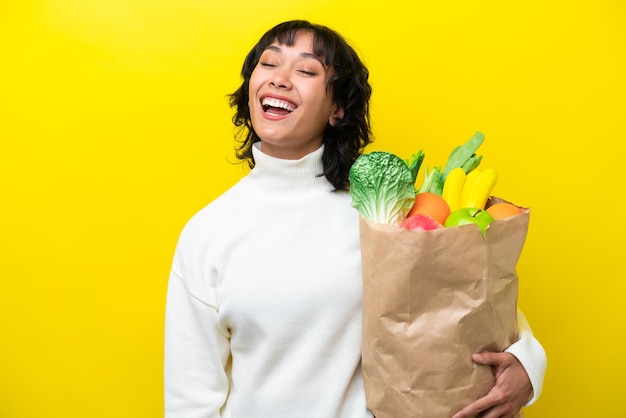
[349,151,416,226]
[417,166,444,195]
[459,154,482,173]
[404,150,425,185]
[441,131,485,181]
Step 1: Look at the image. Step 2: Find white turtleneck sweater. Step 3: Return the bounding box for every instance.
[164,143,546,418]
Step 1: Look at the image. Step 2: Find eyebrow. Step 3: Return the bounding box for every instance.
[263,45,326,67]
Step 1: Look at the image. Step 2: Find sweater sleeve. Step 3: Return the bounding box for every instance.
[164,268,230,418]
[504,309,547,406]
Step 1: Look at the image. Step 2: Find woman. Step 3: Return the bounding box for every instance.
[164,20,546,418]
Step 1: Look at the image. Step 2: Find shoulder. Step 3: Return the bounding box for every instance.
[178,177,250,244]
[169,177,251,288]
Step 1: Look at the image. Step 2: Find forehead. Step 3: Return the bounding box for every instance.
[264,29,331,62]
[265,31,314,52]
[262,32,330,69]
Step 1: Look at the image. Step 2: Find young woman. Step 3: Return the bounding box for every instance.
[164,20,546,418]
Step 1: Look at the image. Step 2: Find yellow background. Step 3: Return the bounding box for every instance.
[1,1,624,417]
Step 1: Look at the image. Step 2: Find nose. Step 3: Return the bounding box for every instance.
[269,68,291,89]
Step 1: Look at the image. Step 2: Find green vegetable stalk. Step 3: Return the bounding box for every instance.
[441,131,485,182]
[404,150,425,185]
[416,166,443,195]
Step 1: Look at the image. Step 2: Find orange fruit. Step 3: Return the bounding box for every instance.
[486,202,523,220]
[407,192,451,225]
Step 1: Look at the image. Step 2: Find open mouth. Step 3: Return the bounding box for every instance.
[261,97,296,116]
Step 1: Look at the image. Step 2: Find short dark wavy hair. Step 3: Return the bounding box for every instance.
[229,20,372,191]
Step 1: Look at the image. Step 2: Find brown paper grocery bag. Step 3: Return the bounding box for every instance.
[360,207,529,418]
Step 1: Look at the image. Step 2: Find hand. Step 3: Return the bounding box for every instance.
[451,352,532,418]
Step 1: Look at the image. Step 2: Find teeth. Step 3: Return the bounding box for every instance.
[261,97,295,112]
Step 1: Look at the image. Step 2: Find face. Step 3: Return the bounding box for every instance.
[248,31,343,160]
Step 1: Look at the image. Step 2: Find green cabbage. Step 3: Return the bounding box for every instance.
[349,151,416,226]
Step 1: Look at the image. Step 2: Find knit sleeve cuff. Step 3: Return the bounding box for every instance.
[505,312,547,406]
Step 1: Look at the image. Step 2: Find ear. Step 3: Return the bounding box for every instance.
[329,106,345,127]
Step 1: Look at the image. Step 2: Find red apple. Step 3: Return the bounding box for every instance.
[401,214,444,231]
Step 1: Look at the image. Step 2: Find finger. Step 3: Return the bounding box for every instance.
[453,396,520,418]
[481,405,520,418]
[451,392,499,418]
[479,405,512,418]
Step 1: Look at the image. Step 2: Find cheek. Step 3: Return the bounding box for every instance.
[248,69,262,99]
[247,78,261,117]
[248,95,256,115]
[304,85,332,110]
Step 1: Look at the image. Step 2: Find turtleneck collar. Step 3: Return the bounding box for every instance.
[249,142,335,193]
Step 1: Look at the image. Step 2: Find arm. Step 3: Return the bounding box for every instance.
[504,309,547,405]
[164,269,231,418]
[452,310,547,418]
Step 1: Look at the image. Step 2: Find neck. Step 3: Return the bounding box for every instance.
[250,143,334,193]
[257,140,324,161]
